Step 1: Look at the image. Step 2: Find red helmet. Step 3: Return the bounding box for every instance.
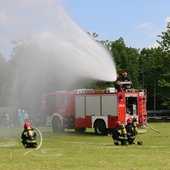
[24,122,30,128]
[127,118,132,123]
[116,121,121,126]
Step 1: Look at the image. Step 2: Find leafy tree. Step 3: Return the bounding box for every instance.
[109,37,140,88]
[155,21,170,109]
[157,22,170,53]
[139,47,166,109]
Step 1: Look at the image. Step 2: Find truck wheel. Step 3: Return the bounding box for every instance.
[75,128,86,133]
[52,116,64,133]
[94,120,107,135]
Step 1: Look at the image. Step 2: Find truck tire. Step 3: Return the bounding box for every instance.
[94,120,107,135]
[75,127,86,133]
[52,116,64,133]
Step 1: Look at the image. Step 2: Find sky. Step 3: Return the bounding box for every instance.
[0,0,170,59]
[63,0,170,48]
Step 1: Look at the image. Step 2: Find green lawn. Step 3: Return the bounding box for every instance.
[0,123,170,170]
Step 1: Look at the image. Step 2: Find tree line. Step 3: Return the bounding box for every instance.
[0,22,170,114]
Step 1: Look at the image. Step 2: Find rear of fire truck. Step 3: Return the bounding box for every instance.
[117,90,147,126]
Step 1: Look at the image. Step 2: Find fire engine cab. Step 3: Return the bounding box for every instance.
[42,86,147,135]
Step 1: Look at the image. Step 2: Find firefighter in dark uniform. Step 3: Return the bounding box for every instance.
[114,74,123,92]
[21,122,37,148]
[111,121,128,146]
[125,118,142,145]
[122,72,131,90]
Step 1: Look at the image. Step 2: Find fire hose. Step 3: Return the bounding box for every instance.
[147,123,161,133]
[24,127,43,155]
[147,123,170,134]
[34,127,43,149]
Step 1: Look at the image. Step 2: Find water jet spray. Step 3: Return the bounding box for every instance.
[7,1,117,88]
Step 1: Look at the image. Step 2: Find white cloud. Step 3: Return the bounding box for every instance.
[164,16,170,29]
[148,16,170,40]
[165,16,170,24]
[149,30,161,38]
[135,22,153,30]
[148,42,160,49]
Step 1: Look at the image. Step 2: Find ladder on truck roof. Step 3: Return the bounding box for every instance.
[73,87,117,94]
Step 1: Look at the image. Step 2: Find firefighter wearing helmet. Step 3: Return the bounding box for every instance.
[125,118,143,145]
[122,72,131,90]
[21,122,37,148]
[111,121,128,146]
[114,74,123,92]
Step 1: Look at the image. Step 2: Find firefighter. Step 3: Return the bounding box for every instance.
[111,121,128,146]
[21,122,37,148]
[114,74,122,92]
[125,118,143,145]
[122,72,131,90]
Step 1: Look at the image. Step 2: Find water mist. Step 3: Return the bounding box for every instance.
[1,0,117,123]
[8,0,116,86]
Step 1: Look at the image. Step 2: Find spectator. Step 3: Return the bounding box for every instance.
[24,111,29,123]
[18,109,22,126]
[4,113,10,128]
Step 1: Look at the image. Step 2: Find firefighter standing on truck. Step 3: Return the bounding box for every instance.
[125,118,143,145]
[122,72,131,90]
[21,122,37,148]
[111,121,128,146]
[114,74,122,92]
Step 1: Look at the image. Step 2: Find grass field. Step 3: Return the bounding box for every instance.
[0,123,170,170]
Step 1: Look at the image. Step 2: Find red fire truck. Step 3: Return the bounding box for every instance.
[42,87,147,135]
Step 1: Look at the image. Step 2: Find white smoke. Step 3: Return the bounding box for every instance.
[1,0,117,89]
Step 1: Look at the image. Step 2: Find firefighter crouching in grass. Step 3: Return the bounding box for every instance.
[125,118,143,145]
[21,122,37,148]
[109,121,128,146]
